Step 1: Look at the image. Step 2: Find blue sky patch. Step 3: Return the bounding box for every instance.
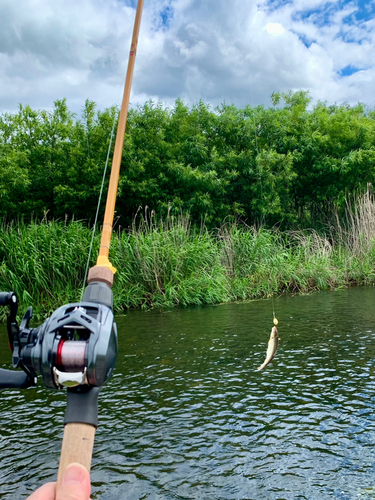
[293,3,337,27]
[265,0,290,10]
[265,0,375,24]
[160,5,173,29]
[354,0,375,21]
[338,64,360,77]
[295,32,314,48]
[119,0,137,8]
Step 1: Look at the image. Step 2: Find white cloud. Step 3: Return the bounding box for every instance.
[265,22,285,35]
[0,0,374,114]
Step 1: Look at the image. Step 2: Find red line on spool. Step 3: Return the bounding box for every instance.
[56,340,65,368]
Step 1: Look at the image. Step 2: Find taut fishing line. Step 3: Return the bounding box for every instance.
[249,84,279,347]
[250,85,263,210]
[80,112,118,301]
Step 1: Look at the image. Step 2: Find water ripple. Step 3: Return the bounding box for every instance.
[1,288,375,498]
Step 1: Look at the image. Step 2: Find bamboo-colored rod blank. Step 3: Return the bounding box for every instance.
[56,423,96,493]
[98,0,144,261]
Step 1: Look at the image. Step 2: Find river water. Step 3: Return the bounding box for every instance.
[1,287,375,499]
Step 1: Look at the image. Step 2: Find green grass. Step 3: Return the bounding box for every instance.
[1,212,375,321]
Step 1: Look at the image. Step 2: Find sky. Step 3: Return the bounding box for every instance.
[0,0,375,115]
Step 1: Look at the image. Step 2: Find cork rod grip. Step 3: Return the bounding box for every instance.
[56,423,96,492]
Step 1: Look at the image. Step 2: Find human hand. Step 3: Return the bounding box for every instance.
[27,463,91,500]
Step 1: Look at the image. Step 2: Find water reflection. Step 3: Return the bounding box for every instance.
[1,288,375,498]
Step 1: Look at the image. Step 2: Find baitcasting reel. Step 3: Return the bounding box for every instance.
[0,281,117,391]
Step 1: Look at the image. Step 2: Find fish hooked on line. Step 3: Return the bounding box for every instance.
[257,318,279,371]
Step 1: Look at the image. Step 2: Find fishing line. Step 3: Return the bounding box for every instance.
[249,86,263,208]
[272,295,278,325]
[249,85,278,327]
[80,112,118,301]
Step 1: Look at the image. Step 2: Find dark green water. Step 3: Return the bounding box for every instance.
[1,287,375,499]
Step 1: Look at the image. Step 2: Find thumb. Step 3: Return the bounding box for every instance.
[56,464,91,500]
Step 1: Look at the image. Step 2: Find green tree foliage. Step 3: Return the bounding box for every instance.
[1,92,375,228]
[0,99,117,222]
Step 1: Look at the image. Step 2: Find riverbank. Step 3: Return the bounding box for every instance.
[1,204,375,320]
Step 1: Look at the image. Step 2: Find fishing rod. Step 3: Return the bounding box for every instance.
[0,0,144,495]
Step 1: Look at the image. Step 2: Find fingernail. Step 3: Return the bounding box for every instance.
[62,463,88,485]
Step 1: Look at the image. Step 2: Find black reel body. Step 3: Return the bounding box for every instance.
[0,282,118,391]
[24,301,117,389]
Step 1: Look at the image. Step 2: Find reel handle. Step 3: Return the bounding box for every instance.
[0,291,18,323]
[0,368,31,389]
[0,292,15,306]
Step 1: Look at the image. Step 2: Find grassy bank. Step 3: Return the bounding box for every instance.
[1,192,375,321]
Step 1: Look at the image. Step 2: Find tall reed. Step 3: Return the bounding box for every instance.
[112,212,229,309]
[333,185,375,255]
[0,220,94,320]
[1,190,375,321]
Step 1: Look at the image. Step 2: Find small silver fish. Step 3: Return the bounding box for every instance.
[257,326,279,370]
